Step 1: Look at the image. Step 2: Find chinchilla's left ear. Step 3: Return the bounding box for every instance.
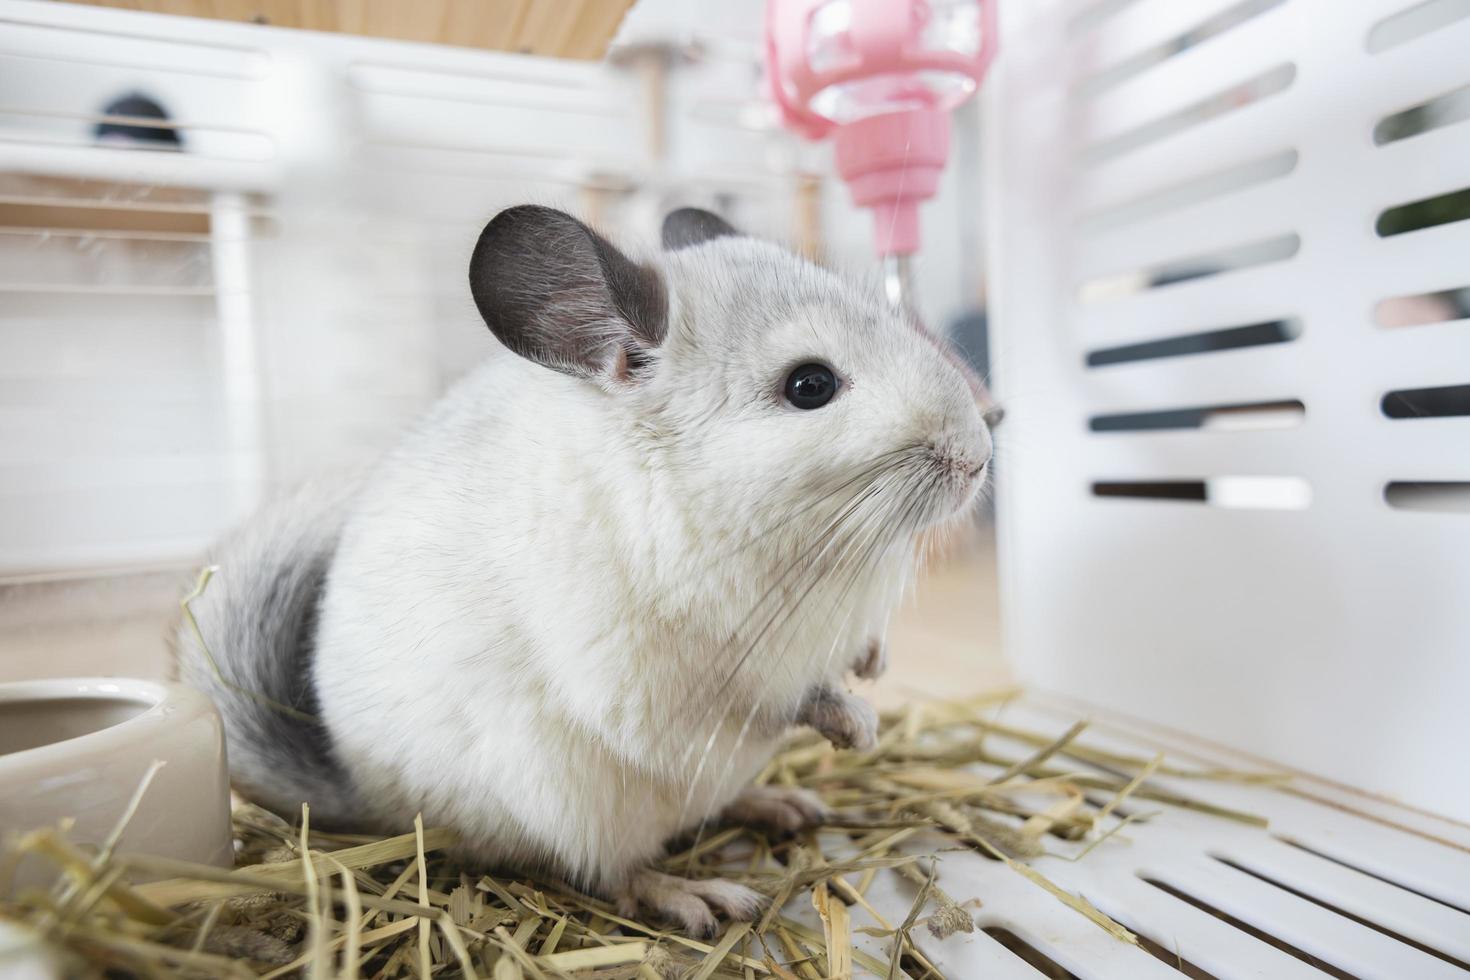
[469,205,667,385]
[661,207,740,251]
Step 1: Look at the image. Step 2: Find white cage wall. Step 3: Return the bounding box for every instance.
[987,0,1470,819]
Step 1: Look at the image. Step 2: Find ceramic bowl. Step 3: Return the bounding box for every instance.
[0,677,233,893]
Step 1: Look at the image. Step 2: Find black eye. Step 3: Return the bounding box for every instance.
[784,362,839,410]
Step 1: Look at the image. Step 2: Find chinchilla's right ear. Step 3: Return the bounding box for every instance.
[469,205,668,385]
[661,207,739,250]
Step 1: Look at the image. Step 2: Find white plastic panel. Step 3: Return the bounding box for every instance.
[986,0,1470,819]
[798,698,1470,980]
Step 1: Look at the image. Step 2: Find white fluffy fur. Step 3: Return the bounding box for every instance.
[209,230,991,903]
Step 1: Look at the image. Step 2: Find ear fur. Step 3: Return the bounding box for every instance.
[661,207,740,251]
[469,205,667,383]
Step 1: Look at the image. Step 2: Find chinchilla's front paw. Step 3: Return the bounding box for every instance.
[723,784,829,833]
[852,637,887,680]
[797,684,878,751]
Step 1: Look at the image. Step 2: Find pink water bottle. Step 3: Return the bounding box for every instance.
[766,0,996,261]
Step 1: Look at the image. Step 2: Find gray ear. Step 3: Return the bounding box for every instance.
[470,205,668,382]
[662,207,739,251]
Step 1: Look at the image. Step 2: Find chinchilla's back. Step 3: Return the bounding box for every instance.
[174,476,363,825]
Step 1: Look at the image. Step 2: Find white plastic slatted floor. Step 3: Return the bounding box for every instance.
[805,697,1470,979]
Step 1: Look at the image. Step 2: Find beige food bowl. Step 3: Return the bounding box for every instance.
[0,677,233,893]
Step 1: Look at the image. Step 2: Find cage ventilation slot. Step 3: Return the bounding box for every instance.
[1077,149,1298,235]
[1090,399,1303,433]
[1366,0,1470,54]
[1093,478,1311,511]
[1375,284,1470,326]
[1139,877,1360,979]
[1377,185,1470,237]
[1276,837,1470,916]
[1375,82,1470,144]
[1081,63,1296,166]
[1380,383,1470,419]
[1078,235,1300,303]
[1091,908,1222,980]
[1210,855,1470,972]
[1092,477,1310,509]
[983,927,1082,979]
[1384,482,1470,513]
[1086,318,1299,367]
[1073,0,1286,100]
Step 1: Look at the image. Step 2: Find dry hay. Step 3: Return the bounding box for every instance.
[0,690,1281,979]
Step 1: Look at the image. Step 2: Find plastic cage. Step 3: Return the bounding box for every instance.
[972,0,1470,974]
[1,0,1468,976]
[987,0,1470,819]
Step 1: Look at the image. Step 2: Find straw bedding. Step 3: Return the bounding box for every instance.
[1,691,1278,979]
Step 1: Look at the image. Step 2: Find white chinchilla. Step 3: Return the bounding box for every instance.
[178,205,992,935]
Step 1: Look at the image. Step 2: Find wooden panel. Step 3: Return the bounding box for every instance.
[54,0,635,58]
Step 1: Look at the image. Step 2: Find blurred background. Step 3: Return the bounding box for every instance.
[0,0,1003,703]
[2,0,1467,718]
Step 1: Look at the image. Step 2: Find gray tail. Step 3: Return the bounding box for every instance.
[174,477,361,826]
